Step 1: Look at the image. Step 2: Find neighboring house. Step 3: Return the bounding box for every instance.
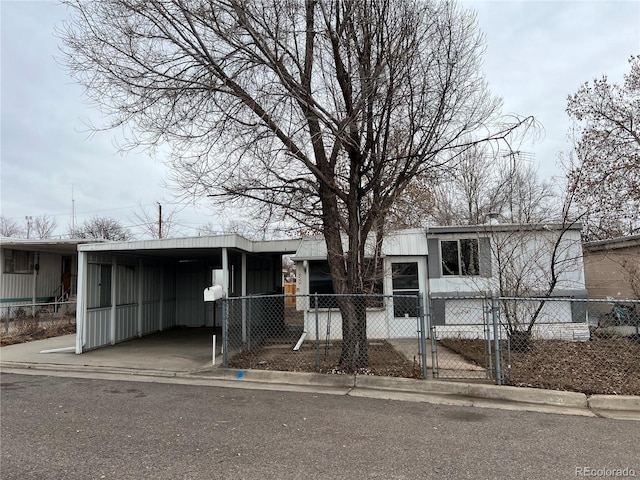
[0,238,99,313]
[583,235,640,300]
[293,223,588,340]
[74,235,299,353]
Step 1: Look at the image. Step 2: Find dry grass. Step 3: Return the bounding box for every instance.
[0,316,76,346]
[441,337,640,396]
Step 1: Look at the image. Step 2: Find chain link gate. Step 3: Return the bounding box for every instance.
[429,295,503,382]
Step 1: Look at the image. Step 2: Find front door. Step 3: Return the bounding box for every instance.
[386,256,427,338]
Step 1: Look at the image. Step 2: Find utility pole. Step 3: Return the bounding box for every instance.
[158,203,162,239]
[25,216,33,239]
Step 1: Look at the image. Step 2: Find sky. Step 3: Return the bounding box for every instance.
[1,0,639,239]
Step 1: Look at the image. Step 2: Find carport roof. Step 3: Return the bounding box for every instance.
[76,234,301,258]
[0,237,105,255]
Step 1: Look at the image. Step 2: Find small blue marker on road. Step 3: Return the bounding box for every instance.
[236,370,244,379]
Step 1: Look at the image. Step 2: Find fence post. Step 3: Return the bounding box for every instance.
[491,295,503,385]
[222,298,229,368]
[429,298,438,379]
[314,294,320,372]
[485,300,493,380]
[418,294,428,380]
[246,297,251,350]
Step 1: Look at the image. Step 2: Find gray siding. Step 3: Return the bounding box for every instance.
[431,298,446,326]
[427,238,440,279]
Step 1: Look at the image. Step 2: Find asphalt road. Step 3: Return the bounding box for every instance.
[1,373,638,480]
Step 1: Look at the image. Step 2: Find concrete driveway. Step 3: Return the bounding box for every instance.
[0,328,218,373]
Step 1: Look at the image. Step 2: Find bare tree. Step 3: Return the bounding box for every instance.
[0,216,24,237]
[565,55,640,240]
[69,216,133,241]
[392,148,558,228]
[487,222,584,348]
[31,214,58,239]
[60,0,534,369]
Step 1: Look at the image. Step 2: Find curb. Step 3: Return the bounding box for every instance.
[588,395,640,412]
[2,361,638,419]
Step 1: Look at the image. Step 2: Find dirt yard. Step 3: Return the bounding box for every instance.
[440,337,640,396]
[229,336,640,395]
[0,316,76,347]
[228,340,423,378]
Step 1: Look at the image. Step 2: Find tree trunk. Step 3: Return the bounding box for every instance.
[337,295,368,370]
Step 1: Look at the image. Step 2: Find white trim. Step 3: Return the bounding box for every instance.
[75,251,87,354]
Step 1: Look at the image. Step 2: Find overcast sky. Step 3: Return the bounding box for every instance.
[1,0,639,239]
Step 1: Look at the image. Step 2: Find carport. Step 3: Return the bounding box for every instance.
[75,235,300,354]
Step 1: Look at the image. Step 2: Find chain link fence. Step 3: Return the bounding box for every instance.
[500,297,640,395]
[431,296,640,395]
[223,294,428,378]
[218,293,639,394]
[0,302,76,346]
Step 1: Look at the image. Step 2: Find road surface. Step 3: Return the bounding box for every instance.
[1,373,638,479]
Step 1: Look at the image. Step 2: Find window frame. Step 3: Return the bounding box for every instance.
[2,249,34,274]
[440,238,480,277]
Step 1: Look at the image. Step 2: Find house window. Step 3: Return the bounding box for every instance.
[3,249,34,274]
[441,239,479,276]
[308,260,383,308]
[392,262,419,317]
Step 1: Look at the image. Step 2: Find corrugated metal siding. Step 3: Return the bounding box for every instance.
[163,299,177,328]
[35,252,60,299]
[0,251,62,302]
[85,308,110,350]
[1,273,34,302]
[382,231,428,256]
[142,265,162,301]
[141,302,161,334]
[176,261,206,326]
[295,231,429,260]
[116,264,136,305]
[247,255,274,294]
[115,305,137,341]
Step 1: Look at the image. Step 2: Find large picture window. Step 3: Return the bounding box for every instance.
[441,239,479,276]
[3,249,34,274]
[392,262,419,317]
[308,260,383,308]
